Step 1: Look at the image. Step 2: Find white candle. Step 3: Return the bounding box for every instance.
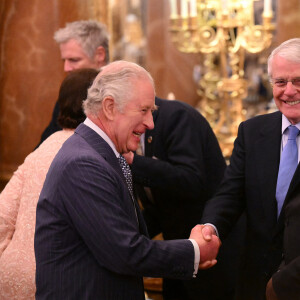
[170,0,178,18]
[190,0,197,17]
[221,0,228,11]
[181,0,188,18]
[264,0,272,16]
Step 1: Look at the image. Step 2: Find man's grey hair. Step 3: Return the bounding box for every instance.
[54,20,110,63]
[83,60,155,117]
[268,38,300,77]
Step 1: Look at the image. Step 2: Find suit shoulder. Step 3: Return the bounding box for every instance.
[155,97,208,123]
[156,97,193,111]
[242,111,281,128]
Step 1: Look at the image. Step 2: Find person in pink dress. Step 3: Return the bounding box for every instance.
[0,68,98,299]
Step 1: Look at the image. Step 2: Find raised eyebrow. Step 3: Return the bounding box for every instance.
[274,77,300,80]
[63,57,81,62]
[141,105,158,112]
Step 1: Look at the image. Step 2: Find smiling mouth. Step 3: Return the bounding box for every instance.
[133,132,142,137]
[283,100,300,106]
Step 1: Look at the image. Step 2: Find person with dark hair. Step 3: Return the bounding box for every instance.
[0,68,98,300]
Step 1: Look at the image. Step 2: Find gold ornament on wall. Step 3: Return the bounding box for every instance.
[169,0,275,158]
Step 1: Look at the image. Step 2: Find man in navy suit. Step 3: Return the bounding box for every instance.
[200,38,300,300]
[34,60,220,299]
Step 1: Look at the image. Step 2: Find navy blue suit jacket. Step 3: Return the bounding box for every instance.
[132,97,226,240]
[34,123,195,300]
[202,111,300,300]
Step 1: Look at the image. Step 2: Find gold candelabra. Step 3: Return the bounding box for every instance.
[169,0,274,158]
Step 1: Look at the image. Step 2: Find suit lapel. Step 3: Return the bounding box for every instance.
[145,129,155,157]
[277,156,300,224]
[144,97,160,157]
[75,123,148,235]
[254,112,282,220]
[285,162,300,202]
[75,124,122,176]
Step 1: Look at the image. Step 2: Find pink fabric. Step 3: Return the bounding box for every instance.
[0,130,74,299]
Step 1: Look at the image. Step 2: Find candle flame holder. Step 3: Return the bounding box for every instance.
[169,0,275,158]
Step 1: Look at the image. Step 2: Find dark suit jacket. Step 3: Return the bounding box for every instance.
[34,123,195,300]
[131,98,226,240]
[272,189,300,300]
[201,110,300,300]
[38,101,61,146]
[131,98,243,299]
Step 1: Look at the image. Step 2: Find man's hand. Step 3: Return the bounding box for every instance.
[266,278,279,300]
[201,224,217,242]
[189,225,221,269]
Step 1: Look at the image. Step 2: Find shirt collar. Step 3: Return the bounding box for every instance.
[281,114,300,134]
[83,117,120,158]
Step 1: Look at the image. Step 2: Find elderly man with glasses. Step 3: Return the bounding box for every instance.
[198,38,300,300]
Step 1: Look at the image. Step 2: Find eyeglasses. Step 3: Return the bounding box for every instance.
[271,77,300,89]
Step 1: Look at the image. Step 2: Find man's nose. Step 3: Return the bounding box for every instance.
[144,112,154,130]
[284,81,298,96]
[64,61,73,73]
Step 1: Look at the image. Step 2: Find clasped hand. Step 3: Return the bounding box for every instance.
[189,224,221,270]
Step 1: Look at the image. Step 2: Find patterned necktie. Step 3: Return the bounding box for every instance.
[118,155,134,198]
[276,125,299,217]
[118,155,139,225]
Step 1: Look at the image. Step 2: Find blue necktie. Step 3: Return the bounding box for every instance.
[276,125,299,217]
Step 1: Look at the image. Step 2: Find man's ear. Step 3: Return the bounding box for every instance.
[94,46,106,67]
[102,97,115,120]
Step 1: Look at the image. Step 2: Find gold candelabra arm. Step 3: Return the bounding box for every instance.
[168,0,275,157]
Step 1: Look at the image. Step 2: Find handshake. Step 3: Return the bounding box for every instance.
[189,224,221,270]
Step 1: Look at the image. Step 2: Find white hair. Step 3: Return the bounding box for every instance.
[82,61,155,117]
[268,38,300,77]
[54,20,110,63]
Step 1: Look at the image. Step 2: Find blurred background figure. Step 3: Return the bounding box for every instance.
[38,20,109,144]
[0,68,98,300]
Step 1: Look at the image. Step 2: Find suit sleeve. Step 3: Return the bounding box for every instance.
[50,156,195,280]
[272,258,300,300]
[201,121,247,239]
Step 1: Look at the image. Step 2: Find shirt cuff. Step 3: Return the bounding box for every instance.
[189,239,200,277]
[204,223,219,237]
